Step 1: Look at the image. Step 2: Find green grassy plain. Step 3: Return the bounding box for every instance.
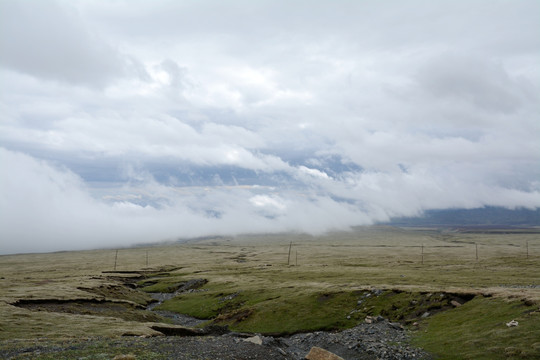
[1,226,539,359]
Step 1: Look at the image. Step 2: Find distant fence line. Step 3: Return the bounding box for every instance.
[108,239,538,270]
[286,239,538,266]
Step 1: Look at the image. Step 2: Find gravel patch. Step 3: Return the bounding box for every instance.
[277,317,431,359]
[1,317,431,360]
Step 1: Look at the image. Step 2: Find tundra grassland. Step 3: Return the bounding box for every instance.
[1,226,539,359]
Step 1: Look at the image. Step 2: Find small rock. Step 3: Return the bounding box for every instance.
[450,300,462,307]
[421,312,430,318]
[506,320,519,327]
[244,335,263,345]
[113,355,136,360]
[305,346,344,360]
[363,315,384,323]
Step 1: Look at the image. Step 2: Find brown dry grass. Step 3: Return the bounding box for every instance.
[1,226,539,340]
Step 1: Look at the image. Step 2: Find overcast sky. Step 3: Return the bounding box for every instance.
[1,0,539,254]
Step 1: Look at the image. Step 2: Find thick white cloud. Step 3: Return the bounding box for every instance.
[0,148,363,253]
[0,0,142,87]
[1,0,539,253]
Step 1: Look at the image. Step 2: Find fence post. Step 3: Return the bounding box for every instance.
[475,243,478,261]
[114,249,118,271]
[421,244,424,265]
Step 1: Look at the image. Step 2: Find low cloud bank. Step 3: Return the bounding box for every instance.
[2,148,538,255]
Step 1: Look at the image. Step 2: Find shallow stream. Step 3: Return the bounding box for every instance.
[147,292,206,327]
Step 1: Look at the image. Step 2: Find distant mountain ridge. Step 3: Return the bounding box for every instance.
[387,207,540,227]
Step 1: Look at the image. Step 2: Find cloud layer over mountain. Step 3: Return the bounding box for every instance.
[1,0,539,254]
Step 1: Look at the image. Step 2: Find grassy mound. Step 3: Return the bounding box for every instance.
[414,296,540,359]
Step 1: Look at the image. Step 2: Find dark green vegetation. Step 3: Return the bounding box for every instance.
[143,272,477,335]
[156,285,360,334]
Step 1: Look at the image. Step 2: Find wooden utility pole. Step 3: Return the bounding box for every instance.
[114,249,118,271]
[146,250,149,267]
[526,241,529,259]
[421,244,424,265]
[475,243,478,261]
[287,241,292,265]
